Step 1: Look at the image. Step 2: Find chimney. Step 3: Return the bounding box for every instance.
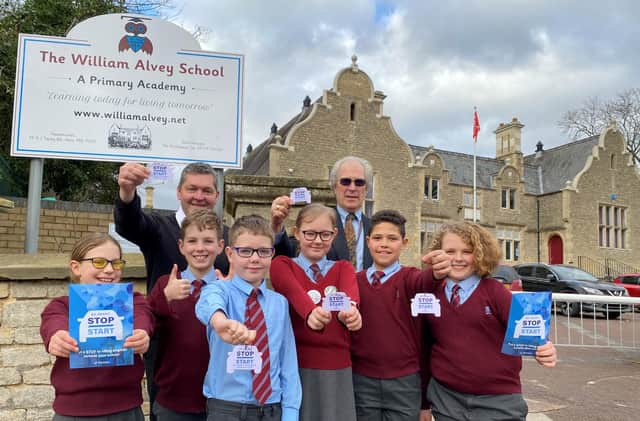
[494,117,524,160]
[535,141,544,158]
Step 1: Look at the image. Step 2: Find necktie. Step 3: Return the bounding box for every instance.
[344,213,357,267]
[192,279,203,299]
[245,289,272,405]
[310,263,323,282]
[371,271,384,288]
[451,284,461,307]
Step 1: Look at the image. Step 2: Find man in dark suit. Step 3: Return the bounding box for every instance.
[114,161,229,421]
[272,156,373,270]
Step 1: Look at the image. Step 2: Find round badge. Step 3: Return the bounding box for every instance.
[324,285,337,296]
[307,289,322,304]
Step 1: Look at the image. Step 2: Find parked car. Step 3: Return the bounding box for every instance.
[491,265,523,291]
[613,273,640,297]
[513,263,630,318]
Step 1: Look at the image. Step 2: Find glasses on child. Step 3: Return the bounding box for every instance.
[232,247,275,258]
[338,177,366,187]
[301,230,335,241]
[80,257,126,270]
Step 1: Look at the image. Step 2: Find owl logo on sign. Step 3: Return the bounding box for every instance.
[118,17,153,55]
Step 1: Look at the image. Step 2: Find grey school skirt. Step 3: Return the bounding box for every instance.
[299,366,357,421]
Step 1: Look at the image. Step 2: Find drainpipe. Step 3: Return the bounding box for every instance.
[536,198,541,263]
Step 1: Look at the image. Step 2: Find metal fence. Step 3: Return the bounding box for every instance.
[551,293,640,349]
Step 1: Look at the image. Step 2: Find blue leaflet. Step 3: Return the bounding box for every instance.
[68,283,134,369]
[501,291,551,356]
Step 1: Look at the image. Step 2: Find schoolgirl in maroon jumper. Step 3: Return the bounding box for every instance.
[270,203,362,421]
[40,233,153,421]
[426,222,557,421]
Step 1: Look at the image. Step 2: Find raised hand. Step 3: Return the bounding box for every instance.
[163,264,191,302]
[422,249,451,280]
[270,195,292,233]
[117,162,150,203]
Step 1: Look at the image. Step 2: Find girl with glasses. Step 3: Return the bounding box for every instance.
[270,203,362,421]
[40,233,154,421]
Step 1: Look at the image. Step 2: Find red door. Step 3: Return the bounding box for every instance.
[548,235,563,264]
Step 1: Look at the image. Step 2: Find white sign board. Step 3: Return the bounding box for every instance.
[11,14,244,168]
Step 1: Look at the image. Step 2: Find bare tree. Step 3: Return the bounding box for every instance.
[559,89,640,165]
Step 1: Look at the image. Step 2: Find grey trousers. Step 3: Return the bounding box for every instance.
[353,372,421,421]
[152,401,206,421]
[299,367,357,421]
[427,378,528,421]
[53,407,144,421]
[206,398,282,421]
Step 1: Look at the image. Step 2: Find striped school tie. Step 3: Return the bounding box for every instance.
[451,284,461,307]
[310,263,323,282]
[245,289,272,405]
[371,271,385,288]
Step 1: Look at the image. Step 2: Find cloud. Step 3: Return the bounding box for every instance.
[150,0,640,208]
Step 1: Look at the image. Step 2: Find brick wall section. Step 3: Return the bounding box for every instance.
[0,199,114,254]
[0,254,148,421]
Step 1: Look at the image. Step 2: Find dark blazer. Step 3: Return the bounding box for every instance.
[114,193,229,293]
[274,208,372,270]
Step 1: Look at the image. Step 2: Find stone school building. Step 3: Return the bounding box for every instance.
[226,57,640,274]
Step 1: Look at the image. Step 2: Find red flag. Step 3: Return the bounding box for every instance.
[473,109,480,142]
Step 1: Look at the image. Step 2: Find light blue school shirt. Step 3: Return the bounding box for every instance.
[365,261,401,285]
[336,206,365,271]
[181,267,217,293]
[195,275,302,421]
[293,254,336,282]
[444,275,481,305]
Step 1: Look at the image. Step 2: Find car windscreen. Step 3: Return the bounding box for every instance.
[553,266,599,282]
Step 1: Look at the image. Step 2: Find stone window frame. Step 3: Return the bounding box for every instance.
[497,227,521,261]
[424,176,440,201]
[462,191,481,221]
[501,187,517,210]
[420,220,443,252]
[598,204,627,249]
[364,174,375,218]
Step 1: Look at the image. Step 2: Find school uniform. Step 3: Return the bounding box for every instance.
[195,275,301,421]
[40,293,154,419]
[270,255,360,421]
[426,277,528,421]
[148,268,216,420]
[351,264,437,421]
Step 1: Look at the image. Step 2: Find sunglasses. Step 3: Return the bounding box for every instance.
[80,257,126,270]
[301,230,335,241]
[232,247,275,258]
[338,177,366,187]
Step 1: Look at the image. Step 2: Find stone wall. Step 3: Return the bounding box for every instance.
[0,198,114,254]
[0,253,148,421]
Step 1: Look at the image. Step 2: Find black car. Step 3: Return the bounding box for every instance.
[513,263,630,318]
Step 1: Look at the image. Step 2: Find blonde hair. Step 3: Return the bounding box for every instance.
[70,233,122,282]
[430,222,501,278]
[294,203,336,229]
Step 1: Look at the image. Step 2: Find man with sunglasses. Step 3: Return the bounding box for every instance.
[272,156,373,271]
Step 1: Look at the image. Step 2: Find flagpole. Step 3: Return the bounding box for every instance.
[473,107,478,222]
[473,141,477,222]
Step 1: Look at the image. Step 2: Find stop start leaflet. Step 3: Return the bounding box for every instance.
[501,291,551,356]
[68,283,134,368]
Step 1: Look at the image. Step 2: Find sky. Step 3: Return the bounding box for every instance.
[146,0,640,209]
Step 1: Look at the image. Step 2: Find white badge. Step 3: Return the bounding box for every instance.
[411,293,441,317]
[324,285,337,296]
[322,291,352,312]
[290,187,311,205]
[307,289,322,304]
[148,162,172,183]
[226,345,262,373]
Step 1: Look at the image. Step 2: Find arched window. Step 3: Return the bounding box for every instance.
[350,102,356,121]
[610,154,615,169]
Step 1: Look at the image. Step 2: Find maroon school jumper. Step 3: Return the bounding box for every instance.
[428,278,523,395]
[351,266,436,378]
[40,293,154,417]
[270,256,359,369]
[148,273,210,413]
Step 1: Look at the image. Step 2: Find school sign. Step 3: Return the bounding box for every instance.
[11,14,244,168]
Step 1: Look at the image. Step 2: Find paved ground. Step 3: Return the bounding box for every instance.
[522,315,640,421]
